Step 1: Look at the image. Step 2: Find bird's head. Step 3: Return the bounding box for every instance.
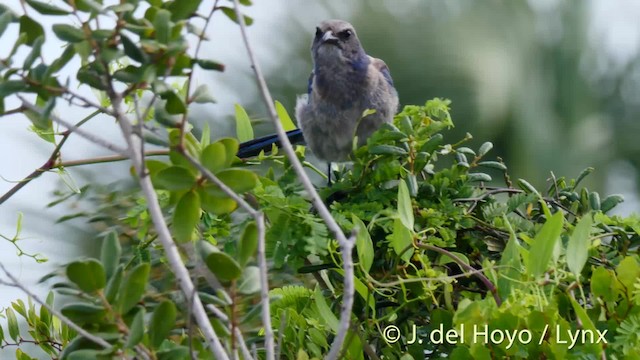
[311,20,365,64]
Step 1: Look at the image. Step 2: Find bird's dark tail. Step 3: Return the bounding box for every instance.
[237,129,305,158]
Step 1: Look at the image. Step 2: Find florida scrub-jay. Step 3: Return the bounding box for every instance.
[295,20,399,163]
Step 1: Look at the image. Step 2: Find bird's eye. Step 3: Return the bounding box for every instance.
[339,29,352,39]
[315,27,322,38]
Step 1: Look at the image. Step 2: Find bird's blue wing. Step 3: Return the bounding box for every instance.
[371,57,394,87]
[307,71,314,96]
[237,129,305,158]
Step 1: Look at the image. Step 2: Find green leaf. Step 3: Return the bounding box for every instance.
[52,24,85,43]
[0,80,28,100]
[314,286,338,332]
[19,15,44,45]
[154,166,196,191]
[498,217,522,300]
[204,251,242,281]
[234,104,254,142]
[154,9,171,44]
[125,308,145,348]
[568,296,601,349]
[237,266,260,294]
[600,194,624,213]
[23,36,44,69]
[199,188,237,215]
[420,133,443,153]
[566,214,593,276]
[477,161,507,171]
[275,101,297,131]
[437,251,470,267]
[172,191,201,243]
[121,34,147,63]
[157,347,190,360]
[118,263,150,314]
[591,267,617,302]
[390,218,413,263]
[101,231,122,279]
[195,59,225,71]
[527,211,564,277]
[467,173,492,182]
[573,167,594,190]
[205,168,257,195]
[201,142,227,174]
[0,11,15,39]
[77,67,107,90]
[478,141,493,156]
[238,222,258,266]
[517,178,541,197]
[149,301,177,348]
[352,215,373,273]
[192,84,215,104]
[219,6,254,26]
[164,91,187,114]
[397,180,414,230]
[219,138,239,166]
[105,265,123,303]
[369,145,407,156]
[66,259,106,293]
[6,308,19,341]
[67,350,103,360]
[25,0,70,15]
[616,256,640,291]
[49,45,76,74]
[60,303,107,324]
[166,0,202,21]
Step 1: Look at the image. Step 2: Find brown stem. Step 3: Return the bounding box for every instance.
[416,242,502,306]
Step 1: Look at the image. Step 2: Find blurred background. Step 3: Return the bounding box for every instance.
[1,0,640,353]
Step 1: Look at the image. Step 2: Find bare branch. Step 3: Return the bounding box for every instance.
[230,2,355,358]
[325,230,356,360]
[0,263,113,351]
[0,110,101,205]
[110,96,231,360]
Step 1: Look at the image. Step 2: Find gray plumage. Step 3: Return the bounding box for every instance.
[295,19,399,162]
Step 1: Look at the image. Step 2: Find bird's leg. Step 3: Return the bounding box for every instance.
[327,162,332,186]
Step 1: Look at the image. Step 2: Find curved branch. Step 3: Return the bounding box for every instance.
[0,264,113,350]
[416,242,502,306]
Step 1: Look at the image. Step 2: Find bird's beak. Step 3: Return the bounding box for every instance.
[322,30,339,44]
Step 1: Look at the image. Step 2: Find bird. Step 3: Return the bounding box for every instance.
[295,20,399,165]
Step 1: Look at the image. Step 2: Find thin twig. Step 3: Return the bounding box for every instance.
[0,110,101,205]
[19,98,128,156]
[229,2,354,358]
[0,264,113,350]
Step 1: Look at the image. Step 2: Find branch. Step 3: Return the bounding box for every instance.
[326,230,356,360]
[416,242,502,306]
[19,98,128,156]
[229,2,355,358]
[179,150,272,359]
[0,263,113,350]
[110,96,231,360]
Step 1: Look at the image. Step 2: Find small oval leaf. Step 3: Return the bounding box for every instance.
[172,191,201,243]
